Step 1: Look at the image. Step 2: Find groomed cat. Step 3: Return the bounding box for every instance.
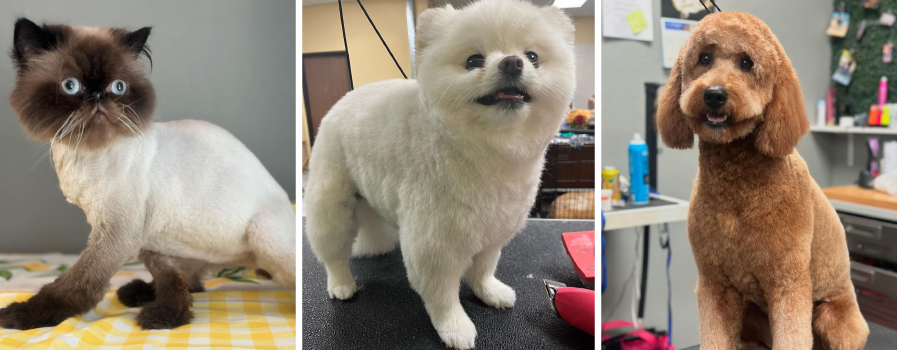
[0,18,296,330]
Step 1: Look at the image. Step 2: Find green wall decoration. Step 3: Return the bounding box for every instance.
[830,0,897,114]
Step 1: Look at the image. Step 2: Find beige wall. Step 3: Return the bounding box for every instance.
[573,16,594,43]
[302,0,412,163]
[302,0,412,87]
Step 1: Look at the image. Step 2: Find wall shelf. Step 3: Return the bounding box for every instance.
[810,125,897,135]
[809,125,897,166]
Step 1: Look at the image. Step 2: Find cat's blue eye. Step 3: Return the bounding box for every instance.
[110,80,127,95]
[61,78,80,95]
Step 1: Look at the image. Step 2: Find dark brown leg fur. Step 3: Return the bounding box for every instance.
[134,250,194,329]
[0,242,133,330]
[118,279,156,307]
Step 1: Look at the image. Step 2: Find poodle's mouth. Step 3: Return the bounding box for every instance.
[476,86,531,109]
[704,112,729,128]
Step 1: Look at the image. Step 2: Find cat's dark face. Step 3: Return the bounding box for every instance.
[9,18,156,151]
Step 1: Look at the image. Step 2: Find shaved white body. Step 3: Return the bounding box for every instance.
[52,120,295,286]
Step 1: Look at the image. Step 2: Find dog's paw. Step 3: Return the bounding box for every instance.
[472,278,516,309]
[137,303,193,329]
[117,279,156,307]
[328,282,357,300]
[0,299,73,330]
[434,313,477,349]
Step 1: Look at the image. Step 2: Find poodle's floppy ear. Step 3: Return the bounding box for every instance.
[656,54,694,149]
[755,38,809,158]
[414,5,454,73]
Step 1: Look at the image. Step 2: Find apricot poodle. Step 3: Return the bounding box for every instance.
[657,12,868,349]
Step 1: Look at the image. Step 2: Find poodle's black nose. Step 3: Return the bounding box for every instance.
[499,56,523,77]
[704,86,728,110]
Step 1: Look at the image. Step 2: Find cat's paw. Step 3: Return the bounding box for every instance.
[327,282,357,300]
[136,303,193,329]
[0,298,73,330]
[434,313,477,349]
[472,278,516,309]
[117,279,156,307]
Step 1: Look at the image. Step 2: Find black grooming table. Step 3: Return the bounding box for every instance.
[680,322,897,350]
[302,218,596,349]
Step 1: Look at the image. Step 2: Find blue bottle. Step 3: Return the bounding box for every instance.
[629,133,650,205]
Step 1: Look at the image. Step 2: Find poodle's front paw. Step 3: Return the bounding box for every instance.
[433,312,477,349]
[327,281,357,300]
[472,278,516,309]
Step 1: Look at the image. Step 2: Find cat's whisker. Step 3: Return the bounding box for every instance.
[70,122,85,166]
[26,147,53,174]
[117,115,141,139]
[119,112,145,141]
[51,112,76,145]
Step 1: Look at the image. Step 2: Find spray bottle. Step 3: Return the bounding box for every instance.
[629,133,650,205]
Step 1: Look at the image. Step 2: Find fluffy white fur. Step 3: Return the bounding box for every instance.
[305,0,575,348]
[52,119,296,288]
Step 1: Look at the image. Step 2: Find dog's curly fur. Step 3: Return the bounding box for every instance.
[657,12,868,349]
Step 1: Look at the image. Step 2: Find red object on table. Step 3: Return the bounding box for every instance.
[555,286,595,336]
[561,230,595,281]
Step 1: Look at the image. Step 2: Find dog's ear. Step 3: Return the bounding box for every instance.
[414,5,454,74]
[540,6,575,45]
[755,39,809,158]
[656,54,694,149]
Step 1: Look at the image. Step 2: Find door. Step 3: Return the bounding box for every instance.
[303,52,352,146]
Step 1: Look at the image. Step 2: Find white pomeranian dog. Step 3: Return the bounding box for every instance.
[305,0,575,348]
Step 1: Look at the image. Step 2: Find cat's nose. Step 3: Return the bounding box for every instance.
[498,56,523,77]
[91,92,103,100]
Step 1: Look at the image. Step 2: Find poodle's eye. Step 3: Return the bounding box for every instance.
[740,58,754,70]
[61,78,81,95]
[525,51,539,68]
[698,53,712,65]
[466,54,485,70]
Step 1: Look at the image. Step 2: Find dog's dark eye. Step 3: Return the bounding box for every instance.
[466,54,485,70]
[698,53,712,65]
[740,57,754,70]
[525,51,539,68]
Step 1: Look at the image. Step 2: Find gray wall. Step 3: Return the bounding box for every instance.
[601,1,835,347]
[0,0,296,253]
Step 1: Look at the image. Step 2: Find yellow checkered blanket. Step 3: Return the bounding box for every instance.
[0,254,295,349]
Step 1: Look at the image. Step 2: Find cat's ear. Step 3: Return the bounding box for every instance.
[123,27,152,65]
[12,18,60,68]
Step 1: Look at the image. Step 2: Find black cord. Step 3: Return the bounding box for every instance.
[338,0,355,90]
[356,0,408,79]
[700,0,722,13]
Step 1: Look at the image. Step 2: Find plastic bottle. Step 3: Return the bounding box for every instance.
[881,76,889,106]
[629,133,650,205]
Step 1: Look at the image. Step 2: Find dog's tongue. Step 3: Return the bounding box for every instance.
[707,114,727,123]
[498,89,523,99]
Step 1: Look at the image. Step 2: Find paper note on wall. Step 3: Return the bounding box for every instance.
[603,0,654,42]
[660,18,697,69]
[626,10,648,34]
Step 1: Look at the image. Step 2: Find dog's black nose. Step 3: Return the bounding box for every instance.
[704,86,728,110]
[498,56,523,77]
